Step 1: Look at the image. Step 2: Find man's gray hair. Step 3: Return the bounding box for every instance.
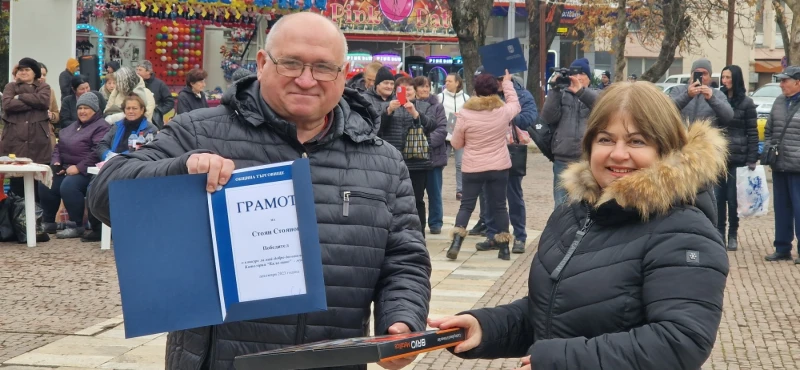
[138,60,154,72]
[263,13,348,63]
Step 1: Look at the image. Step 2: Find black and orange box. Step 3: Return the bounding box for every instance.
[234,328,466,370]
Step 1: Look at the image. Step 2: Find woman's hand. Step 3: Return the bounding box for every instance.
[388,100,402,115]
[503,69,512,82]
[513,355,531,370]
[404,102,419,119]
[427,315,482,353]
[66,165,79,176]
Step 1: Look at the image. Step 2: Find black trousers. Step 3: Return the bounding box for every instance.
[715,166,738,236]
[456,170,509,234]
[9,177,40,202]
[409,170,428,235]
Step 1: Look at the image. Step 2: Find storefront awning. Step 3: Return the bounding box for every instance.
[755,60,783,73]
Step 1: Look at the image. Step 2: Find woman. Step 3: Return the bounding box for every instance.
[431,82,729,370]
[377,76,445,235]
[176,68,209,114]
[59,74,107,130]
[718,65,758,251]
[39,93,111,239]
[100,72,116,101]
[412,76,448,235]
[446,70,519,260]
[1,57,53,199]
[104,66,156,123]
[97,94,158,162]
[37,63,60,135]
[437,73,470,200]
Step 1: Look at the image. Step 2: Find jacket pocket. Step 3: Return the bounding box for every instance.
[342,189,388,216]
[39,122,50,138]
[341,189,392,230]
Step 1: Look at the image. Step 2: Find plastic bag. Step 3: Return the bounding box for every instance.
[737,166,770,218]
[7,194,50,244]
[0,198,16,242]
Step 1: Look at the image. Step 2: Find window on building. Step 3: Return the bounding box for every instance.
[628,57,682,82]
[595,51,613,75]
[628,57,644,78]
[756,0,764,35]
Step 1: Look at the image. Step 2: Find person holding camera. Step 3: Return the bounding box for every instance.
[542,58,599,206]
[669,58,733,125]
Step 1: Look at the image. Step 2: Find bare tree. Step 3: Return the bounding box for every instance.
[774,0,792,64]
[525,0,564,106]
[446,0,494,93]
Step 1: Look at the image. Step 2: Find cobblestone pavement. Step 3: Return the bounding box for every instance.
[2,153,800,369]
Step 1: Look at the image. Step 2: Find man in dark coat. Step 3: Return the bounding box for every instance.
[88,12,431,370]
[137,60,175,129]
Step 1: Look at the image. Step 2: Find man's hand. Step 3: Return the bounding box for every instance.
[566,75,582,94]
[388,100,402,115]
[66,165,79,176]
[404,102,419,119]
[427,315,482,354]
[688,81,702,98]
[513,355,532,370]
[377,323,417,370]
[701,85,713,100]
[186,153,235,193]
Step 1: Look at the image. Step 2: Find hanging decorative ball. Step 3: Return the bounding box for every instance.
[161,56,167,62]
[161,26,168,32]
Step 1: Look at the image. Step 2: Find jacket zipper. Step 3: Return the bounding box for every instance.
[342,191,388,217]
[196,326,216,370]
[295,314,307,344]
[544,216,594,338]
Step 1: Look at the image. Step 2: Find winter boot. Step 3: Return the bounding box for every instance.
[475,237,497,251]
[495,232,512,261]
[446,227,467,260]
[727,234,738,251]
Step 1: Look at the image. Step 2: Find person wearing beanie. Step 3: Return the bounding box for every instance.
[597,70,611,89]
[104,61,121,74]
[541,57,600,206]
[669,57,733,125]
[39,91,112,239]
[1,56,54,200]
[58,74,108,130]
[231,67,254,83]
[104,66,156,123]
[361,66,396,129]
[59,58,80,99]
[136,60,174,129]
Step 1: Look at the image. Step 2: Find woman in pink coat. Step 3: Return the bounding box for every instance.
[447,70,521,261]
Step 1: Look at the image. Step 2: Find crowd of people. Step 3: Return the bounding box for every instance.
[0,55,218,241]
[6,10,800,370]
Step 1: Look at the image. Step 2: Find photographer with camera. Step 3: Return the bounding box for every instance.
[542,58,599,206]
[669,58,733,125]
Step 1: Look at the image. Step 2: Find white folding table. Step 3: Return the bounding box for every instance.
[87,166,112,250]
[0,163,53,247]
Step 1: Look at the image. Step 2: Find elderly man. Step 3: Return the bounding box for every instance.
[669,58,734,125]
[88,12,431,370]
[764,66,800,263]
[136,60,174,129]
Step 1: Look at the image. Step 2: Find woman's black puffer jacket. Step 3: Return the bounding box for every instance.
[718,92,759,167]
[454,121,730,370]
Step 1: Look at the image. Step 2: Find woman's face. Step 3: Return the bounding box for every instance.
[444,76,458,93]
[105,78,116,92]
[40,68,48,83]
[721,70,733,90]
[74,83,91,97]
[77,106,96,122]
[401,84,416,101]
[124,101,145,121]
[376,80,395,99]
[415,83,431,99]
[590,111,659,189]
[17,67,35,84]
[191,79,206,93]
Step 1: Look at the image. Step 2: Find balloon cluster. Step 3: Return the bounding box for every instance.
[153,25,203,77]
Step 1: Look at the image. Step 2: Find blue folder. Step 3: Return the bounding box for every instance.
[109,158,327,338]
[478,38,528,77]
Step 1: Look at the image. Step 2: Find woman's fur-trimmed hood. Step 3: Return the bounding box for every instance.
[560,120,728,220]
[462,95,504,112]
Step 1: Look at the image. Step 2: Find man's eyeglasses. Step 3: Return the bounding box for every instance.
[267,51,343,82]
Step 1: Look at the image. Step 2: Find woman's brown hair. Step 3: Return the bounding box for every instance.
[186,68,208,87]
[123,94,147,114]
[411,76,430,91]
[582,82,688,158]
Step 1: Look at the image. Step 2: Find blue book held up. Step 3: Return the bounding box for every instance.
[478,38,528,77]
[109,158,327,338]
